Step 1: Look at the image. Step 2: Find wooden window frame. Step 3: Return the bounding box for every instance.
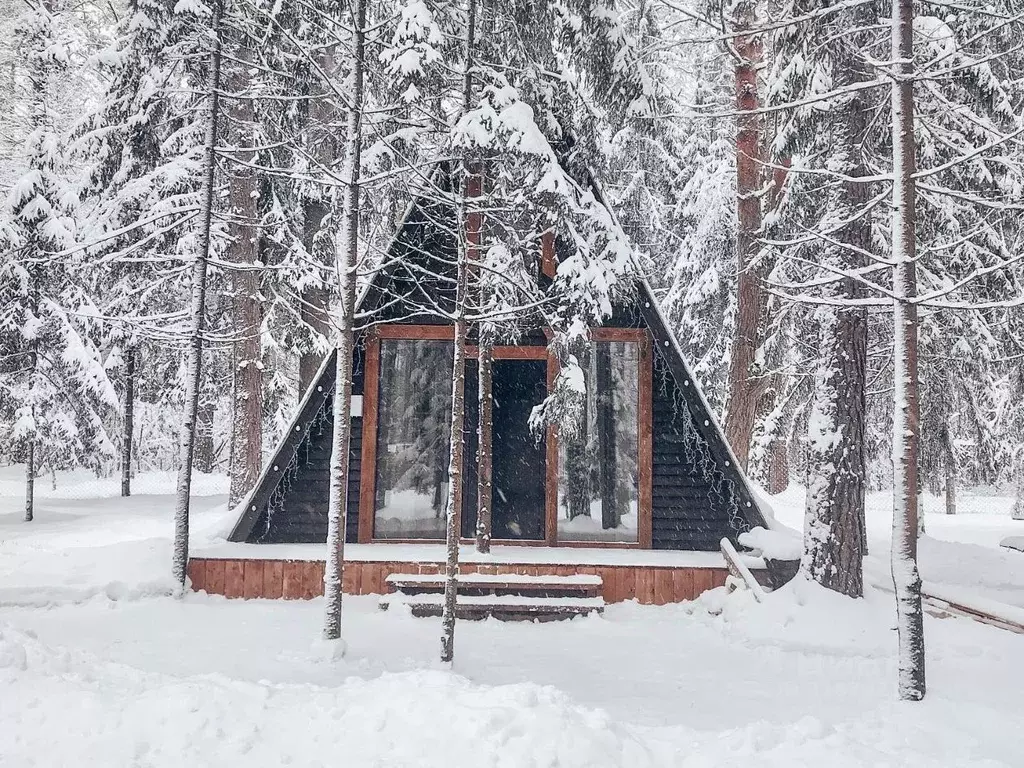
[358,323,652,549]
[546,328,652,549]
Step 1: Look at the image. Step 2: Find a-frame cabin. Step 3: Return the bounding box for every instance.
[189,169,777,605]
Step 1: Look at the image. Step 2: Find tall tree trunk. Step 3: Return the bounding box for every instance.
[441,0,477,665]
[173,0,222,590]
[299,55,337,395]
[442,258,469,664]
[943,425,956,515]
[300,202,331,394]
[475,338,493,552]
[724,1,766,469]
[226,43,264,509]
[802,296,867,597]
[890,0,926,701]
[766,438,788,494]
[1013,449,1024,521]
[195,397,215,474]
[322,0,365,644]
[801,22,869,599]
[24,274,39,522]
[121,345,136,497]
[25,439,35,522]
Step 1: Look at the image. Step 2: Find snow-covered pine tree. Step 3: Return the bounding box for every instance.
[0,0,117,521]
[77,0,212,493]
[721,0,771,473]
[766,0,886,598]
[222,27,264,509]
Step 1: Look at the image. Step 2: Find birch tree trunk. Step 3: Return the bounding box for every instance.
[441,0,477,664]
[475,337,493,553]
[173,0,223,590]
[322,0,365,643]
[890,0,926,701]
[121,345,135,497]
[723,1,766,470]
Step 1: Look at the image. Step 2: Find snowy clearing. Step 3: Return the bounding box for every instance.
[1,474,1022,767]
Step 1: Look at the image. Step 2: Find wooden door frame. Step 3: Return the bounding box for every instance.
[358,323,652,549]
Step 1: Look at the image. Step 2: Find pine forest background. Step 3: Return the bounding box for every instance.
[1,0,1022,518]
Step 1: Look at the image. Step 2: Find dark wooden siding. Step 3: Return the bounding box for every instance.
[246,349,366,544]
[247,320,751,551]
[650,350,746,551]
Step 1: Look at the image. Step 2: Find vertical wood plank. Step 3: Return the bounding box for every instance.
[351,562,365,595]
[224,561,245,599]
[636,568,655,604]
[188,559,207,593]
[243,560,264,599]
[710,568,728,589]
[619,567,637,602]
[598,568,617,602]
[692,568,714,598]
[342,561,359,594]
[672,568,695,601]
[358,334,381,543]
[263,561,283,599]
[282,561,304,599]
[368,564,385,595]
[206,559,226,596]
[305,561,325,599]
[653,569,673,605]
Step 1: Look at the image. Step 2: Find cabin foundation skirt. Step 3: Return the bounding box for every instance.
[187,557,736,604]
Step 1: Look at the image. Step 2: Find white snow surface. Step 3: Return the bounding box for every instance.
[1,471,1023,766]
[1000,535,1024,553]
[738,525,803,561]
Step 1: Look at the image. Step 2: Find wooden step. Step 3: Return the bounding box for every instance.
[384,572,603,599]
[379,593,605,622]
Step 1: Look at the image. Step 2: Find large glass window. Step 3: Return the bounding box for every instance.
[373,339,453,539]
[557,341,640,543]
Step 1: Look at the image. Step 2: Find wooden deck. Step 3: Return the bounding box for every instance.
[187,554,738,604]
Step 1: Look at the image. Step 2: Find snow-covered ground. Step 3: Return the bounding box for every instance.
[770,484,1024,608]
[1,467,1022,767]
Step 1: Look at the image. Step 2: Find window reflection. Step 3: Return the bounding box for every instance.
[373,339,453,539]
[557,341,640,543]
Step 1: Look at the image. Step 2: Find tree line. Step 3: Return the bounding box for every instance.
[2,0,1023,701]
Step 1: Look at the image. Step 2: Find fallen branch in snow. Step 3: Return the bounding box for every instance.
[921,584,1024,636]
[871,576,1024,635]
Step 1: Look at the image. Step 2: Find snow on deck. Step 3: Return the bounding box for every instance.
[192,541,765,569]
[385,572,604,586]
[380,593,606,608]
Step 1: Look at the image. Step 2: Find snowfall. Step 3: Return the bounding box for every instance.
[1,467,1022,767]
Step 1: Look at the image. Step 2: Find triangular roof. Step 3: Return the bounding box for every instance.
[227,176,769,544]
